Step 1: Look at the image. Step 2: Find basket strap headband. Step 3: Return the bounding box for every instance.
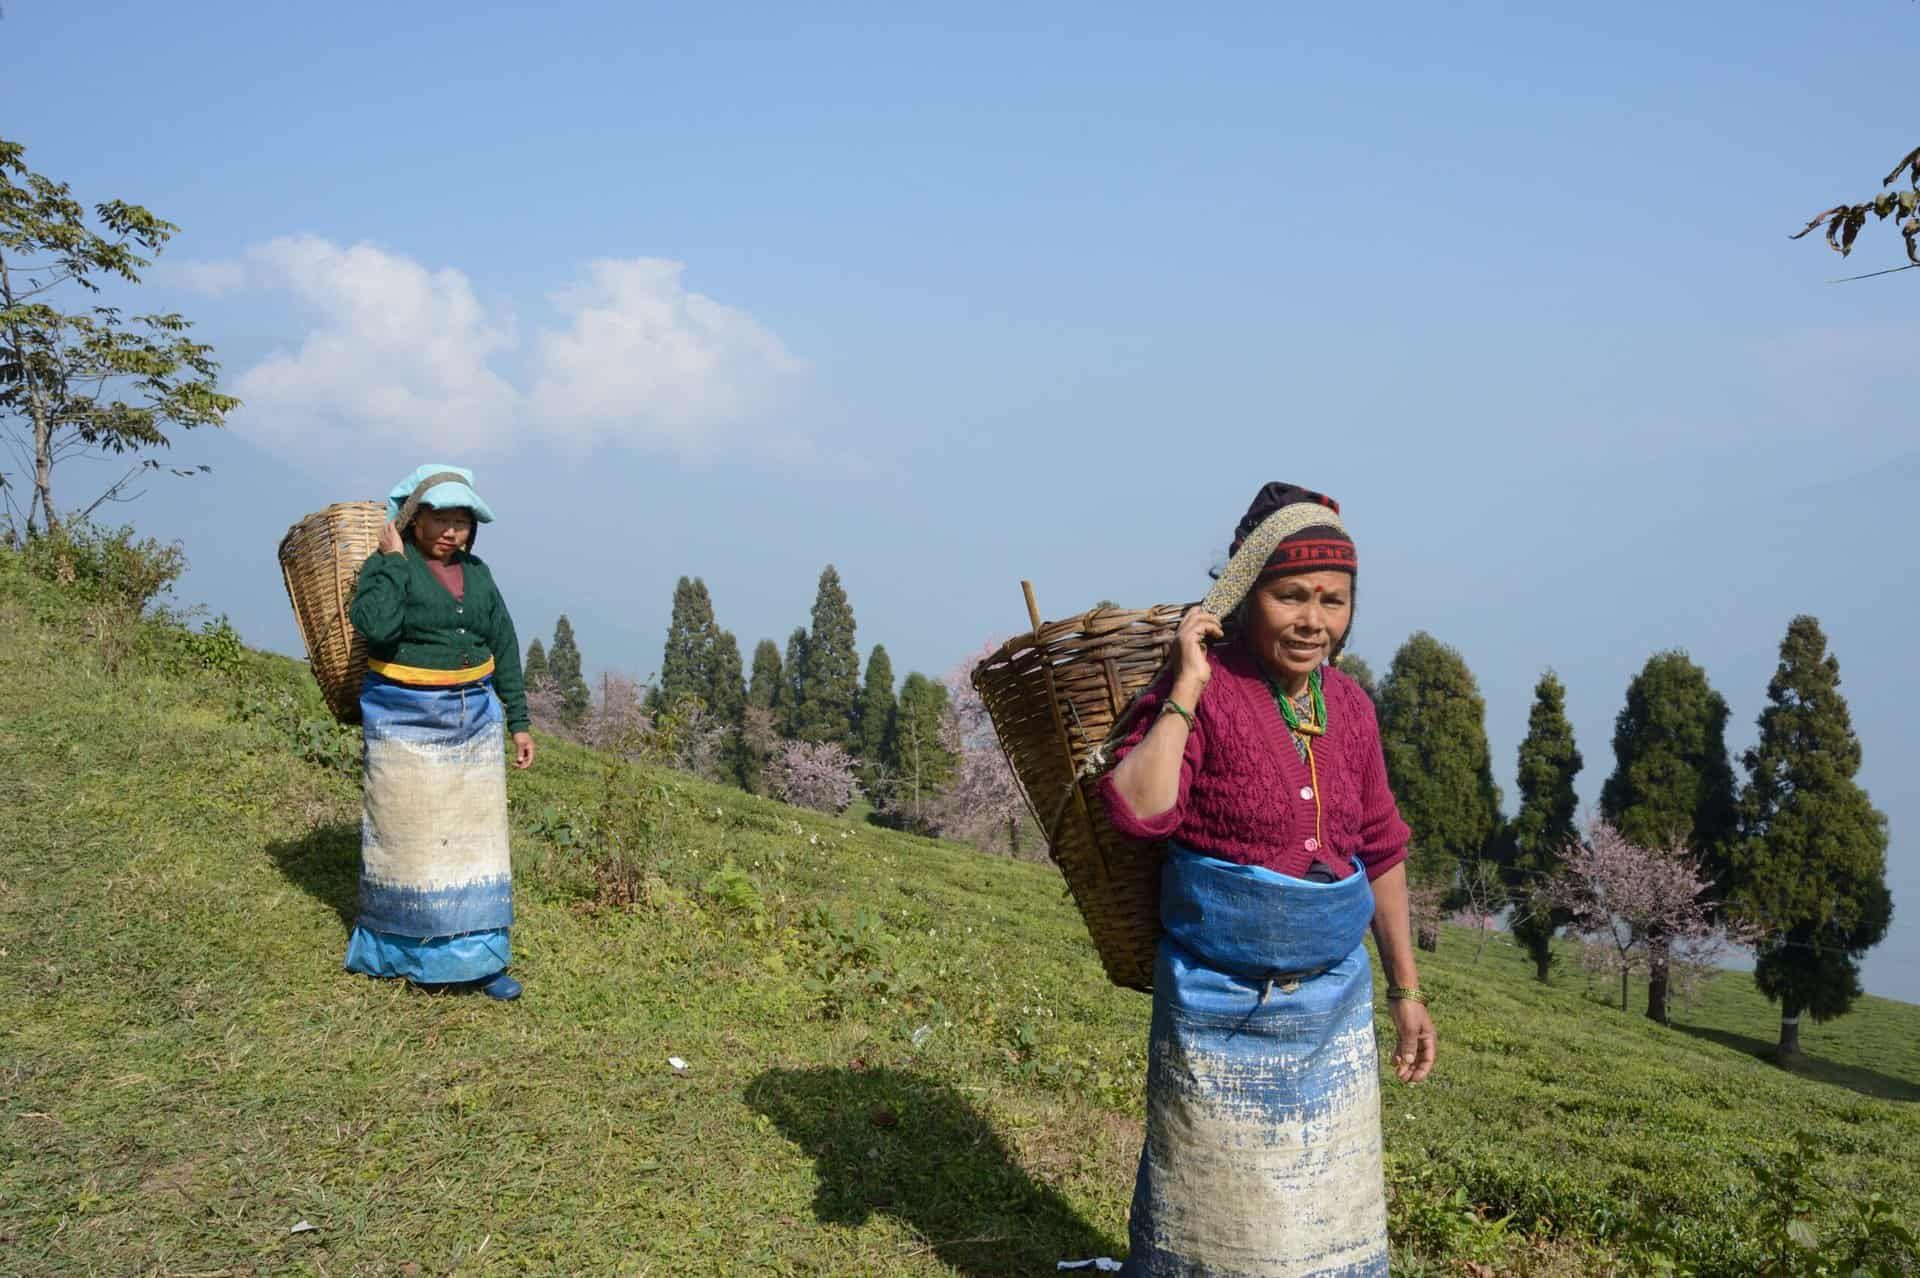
[394,471,473,533]
[1201,503,1351,618]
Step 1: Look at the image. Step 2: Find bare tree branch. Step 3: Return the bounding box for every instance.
[1827,262,1920,283]
[1791,145,1920,273]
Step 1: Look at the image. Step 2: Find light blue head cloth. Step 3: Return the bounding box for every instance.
[385,463,496,525]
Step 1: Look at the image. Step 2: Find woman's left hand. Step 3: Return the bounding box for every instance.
[512,731,536,770]
[1388,998,1437,1083]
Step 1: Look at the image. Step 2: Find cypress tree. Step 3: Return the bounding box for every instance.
[706,628,750,786]
[656,577,720,710]
[794,565,859,745]
[706,628,746,725]
[1600,650,1738,1024]
[547,616,591,726]
[1334,652,1378,700]
[1376,632,1505,948]
[1508,671,1584,982]
[748,639,783,711]
[780,627,809,737]
[1729,616,1892,1058]
[855,644,897,766]
[523,638,549,686]
[890,672,955,808]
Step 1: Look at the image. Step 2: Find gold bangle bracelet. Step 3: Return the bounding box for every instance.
[1385,986,1429,1005]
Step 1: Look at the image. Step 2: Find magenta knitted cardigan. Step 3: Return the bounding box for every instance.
[1097,642,1411,883]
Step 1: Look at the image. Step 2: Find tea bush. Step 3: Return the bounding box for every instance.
[19,518,185,613]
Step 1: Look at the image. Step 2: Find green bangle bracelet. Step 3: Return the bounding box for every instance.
[1160,699,1195,730]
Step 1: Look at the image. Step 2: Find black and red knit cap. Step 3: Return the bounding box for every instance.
[1201,482,1356,619]
[1231,483,1355,579]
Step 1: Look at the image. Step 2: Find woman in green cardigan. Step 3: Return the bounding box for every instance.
[345,464,534,1000]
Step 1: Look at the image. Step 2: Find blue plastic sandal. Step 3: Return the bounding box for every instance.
[477,972,522,1001]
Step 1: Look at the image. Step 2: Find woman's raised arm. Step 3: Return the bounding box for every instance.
[1107,607,1221,823]
[348,526,410,645]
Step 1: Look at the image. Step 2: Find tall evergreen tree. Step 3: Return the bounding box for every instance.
[794,565,859,745]
[706,628,746,725]
[546,615,591,726]
[889,672,955,808]
[1508,671,1584,981]
[1334,652,1378,700]
[1729,616,1892,1058]
[706,628,750,786]
[780,627,809,737]
[855,644,897,766]
[748,639,783,711]
[1376,632,1504,946]
[1600,650,1738,1024]
[656,577,720,710]
[523,637,549,686]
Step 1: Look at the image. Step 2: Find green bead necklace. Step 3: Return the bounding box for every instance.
[1272,667,1326,738]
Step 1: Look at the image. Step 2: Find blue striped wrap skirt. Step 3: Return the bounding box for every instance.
[344,672,513,984]
[1124,846,1387,1278]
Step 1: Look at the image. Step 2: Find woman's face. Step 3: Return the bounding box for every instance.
[412,505,474,561]
[1246,570,1353,688]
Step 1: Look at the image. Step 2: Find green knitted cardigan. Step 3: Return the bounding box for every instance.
[348,540,530,733]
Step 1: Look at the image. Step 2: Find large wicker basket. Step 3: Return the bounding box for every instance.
[971,587,1192,991]
[278,501,384,724]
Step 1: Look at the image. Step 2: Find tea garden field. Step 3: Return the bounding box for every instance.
[1,549,1914,1276]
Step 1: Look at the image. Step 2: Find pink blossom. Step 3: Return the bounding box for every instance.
[767,739,861,814]
[524,674,572,738]
[582,672,651,755]
[1549,818,1743,1010]
[925,641,1031,851]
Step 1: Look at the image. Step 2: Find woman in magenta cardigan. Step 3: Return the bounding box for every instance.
[1099,483,1435,1277]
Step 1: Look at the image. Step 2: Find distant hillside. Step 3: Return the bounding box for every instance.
[1,545,1914,1277]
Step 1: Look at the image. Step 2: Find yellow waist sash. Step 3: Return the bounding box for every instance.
[367,656,496,687]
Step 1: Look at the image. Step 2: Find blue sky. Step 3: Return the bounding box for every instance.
[8,1,1917,999]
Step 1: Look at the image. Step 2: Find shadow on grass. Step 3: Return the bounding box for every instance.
[1674,1022,1920,1103]
[264,820,359,930]
[746,1066,1120,1276]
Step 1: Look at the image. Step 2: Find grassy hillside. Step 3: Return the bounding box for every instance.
[1,547,1914,1276]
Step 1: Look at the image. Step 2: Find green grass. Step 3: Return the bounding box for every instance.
[1,549,1915,1276]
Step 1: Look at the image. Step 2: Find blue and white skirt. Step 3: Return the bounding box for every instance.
[344,672,513,985]
[1124,846,1388,1278]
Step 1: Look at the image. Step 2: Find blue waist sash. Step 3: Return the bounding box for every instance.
[1160,843,1376,981]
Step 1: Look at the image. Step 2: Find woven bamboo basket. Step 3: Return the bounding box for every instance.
[971,584,1194,991]
[278,501,385,724]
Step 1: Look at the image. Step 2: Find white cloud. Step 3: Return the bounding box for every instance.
[529,257,807,449]
[175,240,804,457]
[163,257,249,296]
[224,235,520,453]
